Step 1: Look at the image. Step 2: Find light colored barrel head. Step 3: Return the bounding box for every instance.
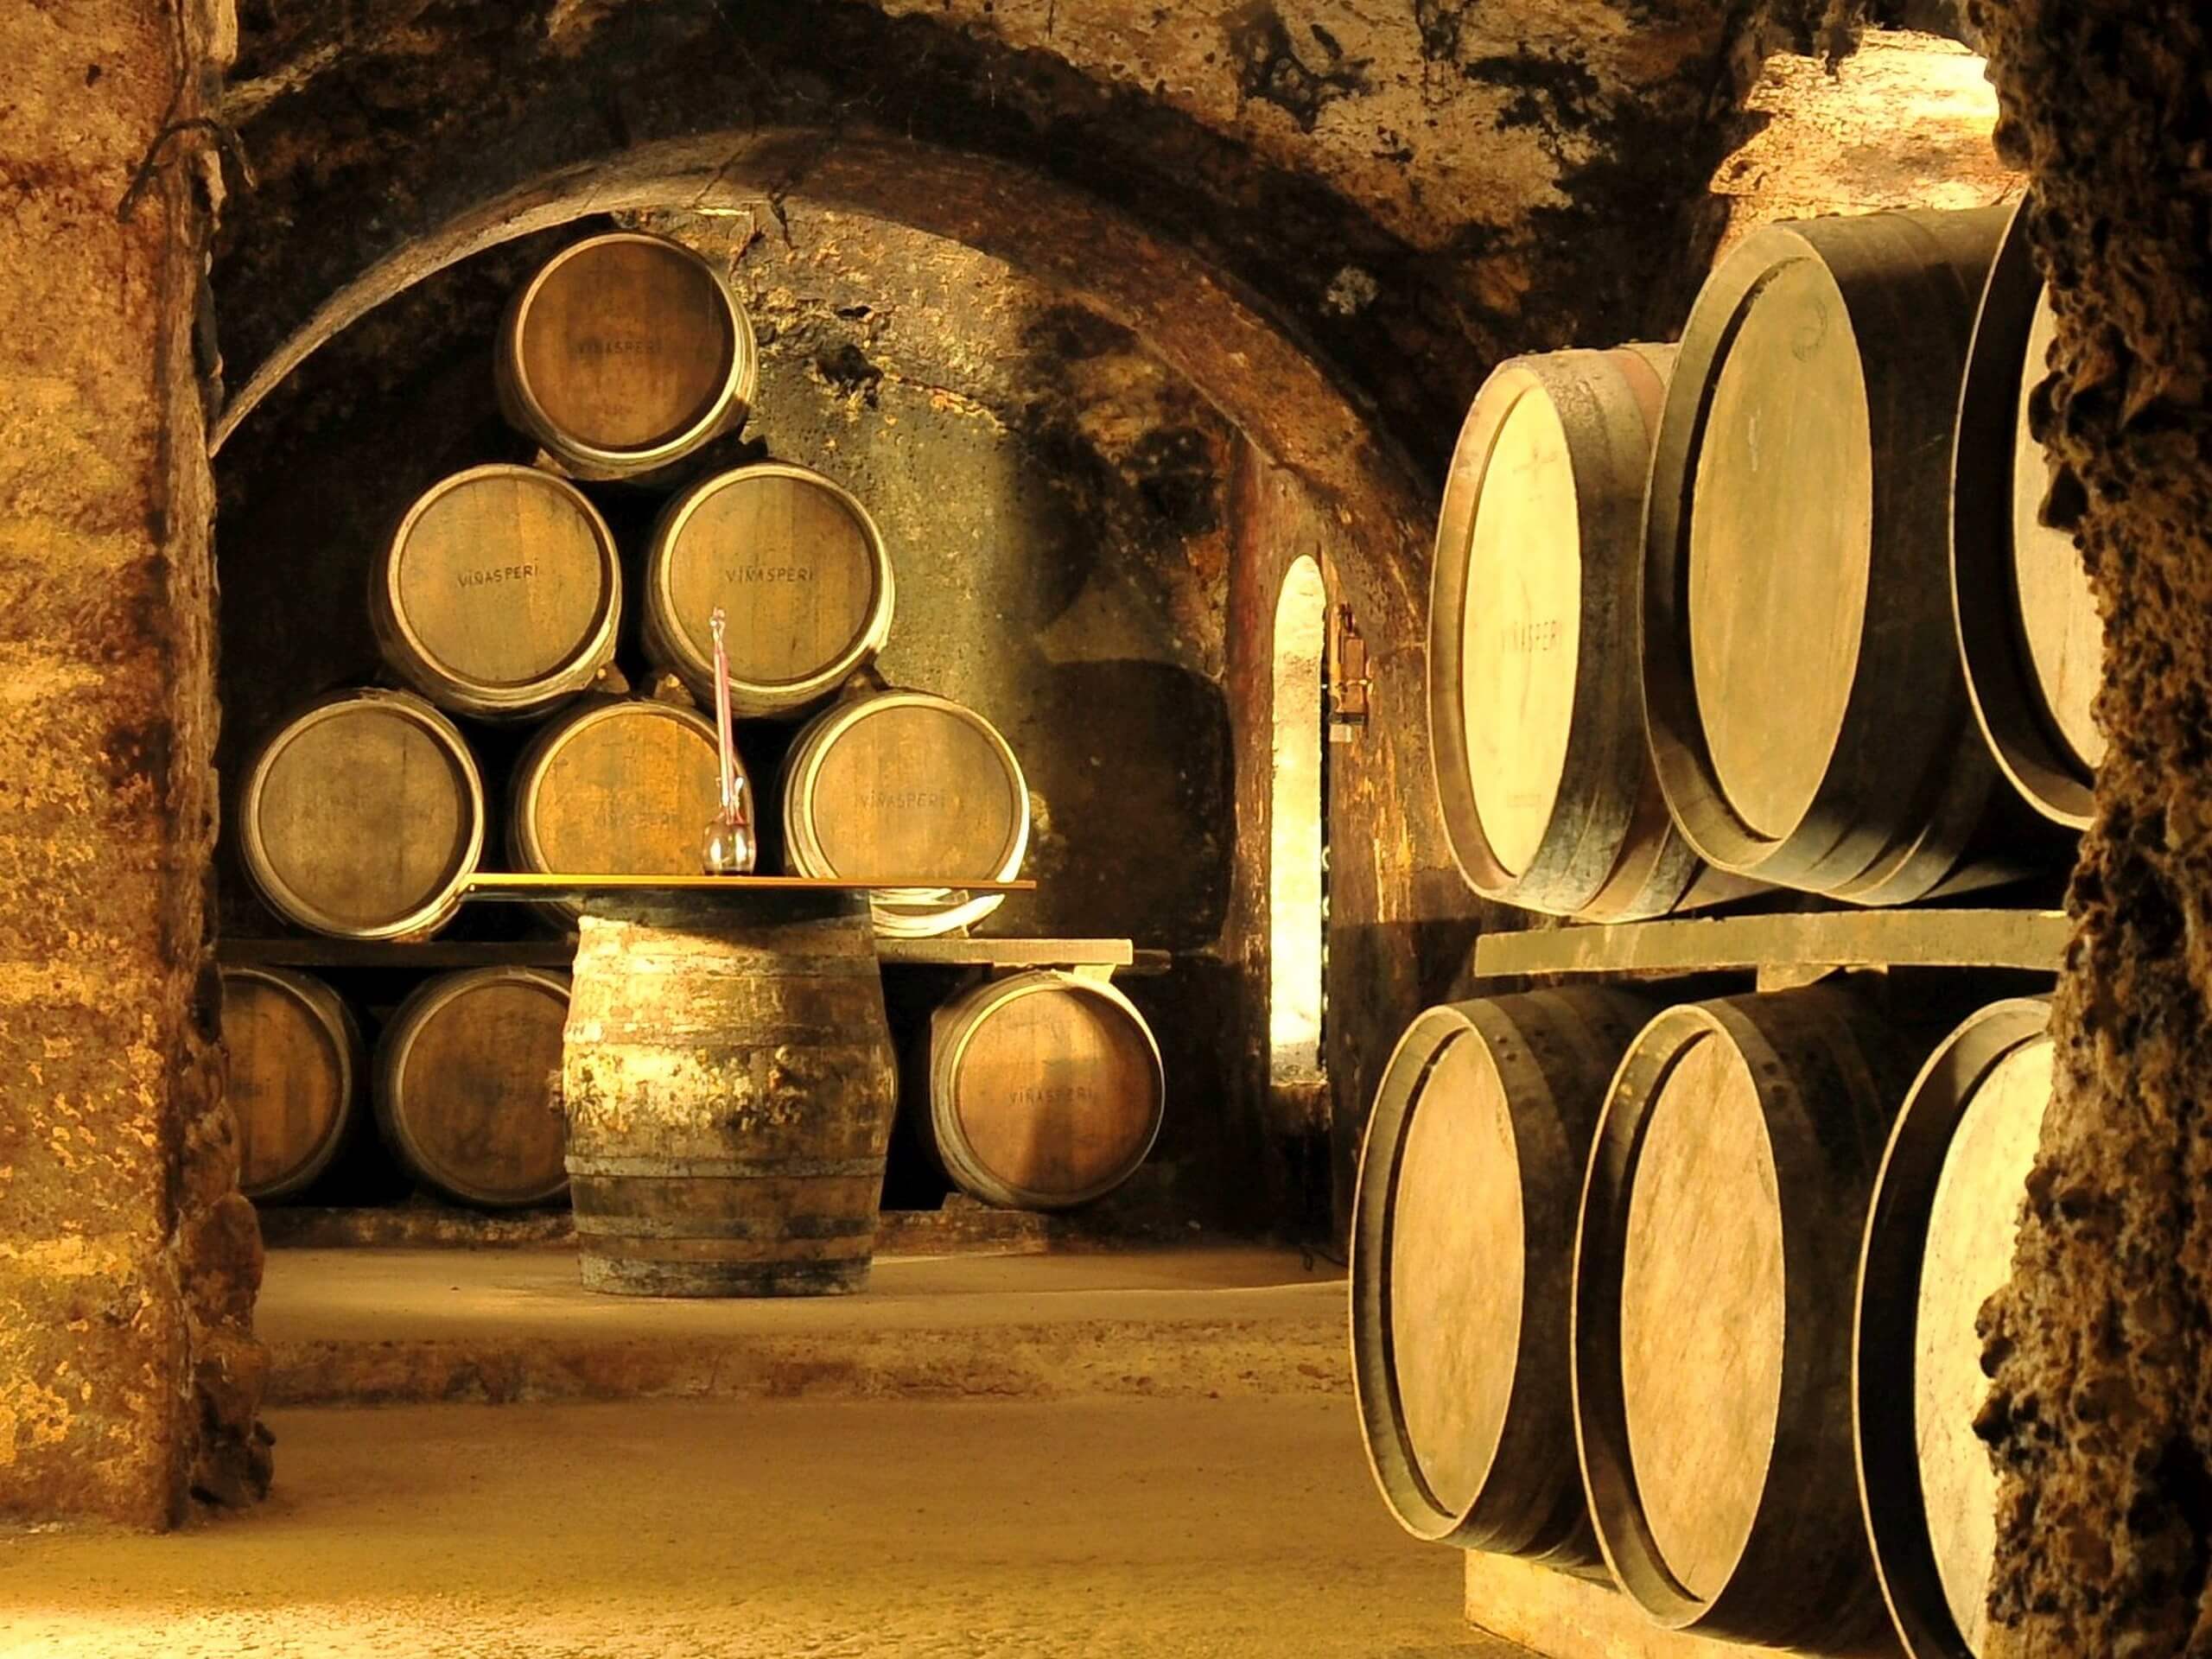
[523,705,721,875]
[518,238,734,454]
[2011,289,2104,773]
[225,975,346,1197]
[1688,257,1873,842]
[661,472,883,685]
[1916,1035,2050,1656]
[1462,383,1583,878]
[1619,1033,1786,1602]
[950,983,1160,1203]
[391,976,569,1206]
[392,470,613,690]
[810,703,1023,881]
[1388,1030,1526,1518]
[254,704,475,933]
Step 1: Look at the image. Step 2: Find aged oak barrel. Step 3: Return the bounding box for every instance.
[508,698,734,900]
[1641,205,2045,906]
[497,231,757,477]
[642,462,895,718]
[1857,998,2052,1659]
[239,689,485,939]
[1574,988,1917,1650]
[1954,199,2103,830]
[371,464,620,720]
[1430,346,1752,920]
[222,966,362,1202]
[782,690,1030,938]
[373,968,572,1210]
[1352,989,1651,1561]
[562,892,899,1296]
[923,970,1164,1211]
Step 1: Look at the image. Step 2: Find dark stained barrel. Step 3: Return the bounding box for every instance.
[1351,988,1652,1561]
[1574,988,1919,1651]
[497,231,757,477]
[1429,346,1753,920]
[561,892,898,1297]
[223,966,362,1202]
[1641,205,2047,905]
[1954,198,2103,830]
[1857,998,2053,1659]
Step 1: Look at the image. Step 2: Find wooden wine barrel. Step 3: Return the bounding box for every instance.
[563,892,899,1296]
[239,689,486,939]
[782,690,1029,938]
[370,464,620,720]
[1430,346,1753,920]
[1351,989,1652,1560]
[1574,988,1918,1649]
[1955,198,2102,830]
[642,462,896,718]
[222,966,363,1202]
[1857,998,2052,1659]
[373,968,573,1210]
[924,971,1164,1211]
[508,698,734,898]
[497,231,757,477]
[1642,205,2043,906]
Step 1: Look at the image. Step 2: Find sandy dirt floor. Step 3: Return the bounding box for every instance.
[0,1396,1521,1658]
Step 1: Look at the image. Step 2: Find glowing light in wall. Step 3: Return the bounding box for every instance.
[1270,555,1327,1084]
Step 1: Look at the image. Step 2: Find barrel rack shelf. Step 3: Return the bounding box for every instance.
[1472,906,2068,981]
[218,936,1169,974]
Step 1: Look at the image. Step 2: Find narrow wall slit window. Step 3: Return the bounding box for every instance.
[1270,556,1328,1084]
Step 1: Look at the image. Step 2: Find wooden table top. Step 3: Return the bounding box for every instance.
[462,873,1036,900]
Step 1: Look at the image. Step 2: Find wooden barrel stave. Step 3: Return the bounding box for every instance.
[370,464,621,720]
[497,231,757,478]
[1574,988,1920,1650]
[562,892,898,1297]
[222,966,363,1202]
[238,689,486,939]
[372,967,572,1210]
[1643,205,2053,906]
[1352,988,1654,1561]
[1954,197,2102,830]
[642,462,895,720]
[923,971,1164,1211]
[1430,346,1752,920]
[1856,998,2053,1659]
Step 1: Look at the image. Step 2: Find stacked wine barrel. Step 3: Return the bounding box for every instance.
[1430,196,2094,917]
[225,226,1155,1216]
[1355,986,2056,1658]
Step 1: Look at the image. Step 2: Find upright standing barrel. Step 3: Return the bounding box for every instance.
[222,966,363,1202]
[1641,205,2047,905]
[371,464,620,720]
[1352,989,1652,1562]
[238,689,486,939]
[1573,988,1919,1650]
[924,971,1164,1211]
[562,892,899,1296]
[508,698,734,902]
[1857,999,2052,1659]
[1954,198,2103,830]
[643,462,895,718]
[374,968,573,1210]
[497,231,757,477]
[1429,346,1751,920]
[782,690,1030,938]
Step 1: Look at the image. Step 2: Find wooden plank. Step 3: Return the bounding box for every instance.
[875,938,1133,969]
[1463,1552,1902,1659]
[461,872,1035,898]
[221,936,1158,972]
[1473,908,2067,980]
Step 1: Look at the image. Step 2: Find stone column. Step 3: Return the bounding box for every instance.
[0,0,263,1528]
[1974,2,2212,1652]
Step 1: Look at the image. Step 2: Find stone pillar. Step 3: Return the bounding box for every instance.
[1972,2,2212,1652]
[0,0,263,1528]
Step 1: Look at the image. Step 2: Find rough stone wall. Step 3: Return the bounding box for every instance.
[0,0,267,1526]
[1968,3,2212,1653]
